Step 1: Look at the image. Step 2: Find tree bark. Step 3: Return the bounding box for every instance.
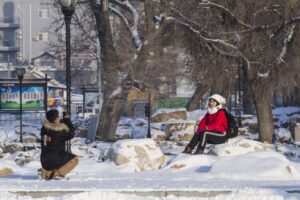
[89,0,125,141]
[186,84,208,111]
[252,88,274,143]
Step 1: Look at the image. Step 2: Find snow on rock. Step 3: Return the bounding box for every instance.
[275,128,292,142]
[209,151,300,180]
[115,126,132,139]
[151,108,187,123]
[211,137,269,156]
[151,128,167,141]
[108,139,165,172]
[0,142,23,154]
[165,122,196,142]
[0,167,14,177]
[164,153,216,171]
[187,109,207,121]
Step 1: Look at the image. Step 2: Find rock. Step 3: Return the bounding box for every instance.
[169,130,194,142]
[164,122,195,139]
[248,123,259,133]
[108,139,165,172]
[132,126,148,138]
[76,128,88,138]
[15,151,35,166]
[151,110,187,123]
[22,136,37,143]
[211,137,269,156]
[238,128,247,135]
[0,167,14,177]
[151,129,167,141]
[115,126,132,140]
[1,143,23,154]
[0,148,3,158]
[166,122,195,142]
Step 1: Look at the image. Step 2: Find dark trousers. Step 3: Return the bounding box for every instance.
[188,131,227,150]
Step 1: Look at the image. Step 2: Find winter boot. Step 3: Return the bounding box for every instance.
[38,168,55,180]
[182,146,192,154]
[193,148,204,155]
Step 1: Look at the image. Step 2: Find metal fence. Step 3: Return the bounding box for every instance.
[0,111,45,126]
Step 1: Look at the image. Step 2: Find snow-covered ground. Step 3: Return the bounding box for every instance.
[0,107,300,199]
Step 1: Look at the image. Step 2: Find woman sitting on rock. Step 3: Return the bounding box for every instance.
[39,109,79,180]
[183,94,228,155]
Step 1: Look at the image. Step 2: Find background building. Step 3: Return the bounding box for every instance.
[0,0,58,64]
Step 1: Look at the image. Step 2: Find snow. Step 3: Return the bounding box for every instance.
[209,151,300,180]
[0,107,300,199]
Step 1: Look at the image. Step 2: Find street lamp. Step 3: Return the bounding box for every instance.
[16,67,26,143]
[57,0,78,117]
[145,93,151,138]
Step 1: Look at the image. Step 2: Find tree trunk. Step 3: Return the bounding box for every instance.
[186,84,208,111]
[89,0,124,141]
[252,89,274,143]
[96,98,123,141]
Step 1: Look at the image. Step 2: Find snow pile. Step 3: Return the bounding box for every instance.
[108,139,165,172]
[275,128,293,142]
[211,137,269,156]
[209,151,300,180]
[164,153,216,171]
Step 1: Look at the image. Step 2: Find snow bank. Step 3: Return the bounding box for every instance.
[108,139,165,172]
[211,137,269,156]
[164,153,216,171]
[273,107,300,116]
[209,151,300,180]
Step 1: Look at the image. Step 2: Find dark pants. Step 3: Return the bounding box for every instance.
[188,131,227,150]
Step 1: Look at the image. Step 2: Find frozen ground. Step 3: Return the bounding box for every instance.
[0,107,299,199]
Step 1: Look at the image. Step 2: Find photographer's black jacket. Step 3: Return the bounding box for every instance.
[40,118,75,170]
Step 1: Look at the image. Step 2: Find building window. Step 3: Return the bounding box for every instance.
[39,9,49,18]
[38,32,49,42]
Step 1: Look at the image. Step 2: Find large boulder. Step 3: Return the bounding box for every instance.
[211,137,269,156]
[115,126,132,140]
[0,167,14,177]
[151,109,187,123]
[108,139,165,172]
[1,142,23,154]
[248,123,259,133]
[164,121,196,142]
[150,129,167,141]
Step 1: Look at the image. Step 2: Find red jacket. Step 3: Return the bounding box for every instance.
[196,109,228,134]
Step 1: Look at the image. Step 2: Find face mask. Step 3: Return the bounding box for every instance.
[208,107,219,114]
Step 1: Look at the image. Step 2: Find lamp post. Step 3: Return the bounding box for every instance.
[16,67,26,143]
[57,0,78,117]
[145,93,151,138]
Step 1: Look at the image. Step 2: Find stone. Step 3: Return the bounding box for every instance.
[248,123,259,133]
[22,136,37,143]
[151,110,187,123]
[108,139,165,172]
[1,143,23,154]
[0,168,14,177]
[164,122,195,139]
[77,128,88,138]
[295,124,300,143]
[211,137,269,157]
[151,129,167,141]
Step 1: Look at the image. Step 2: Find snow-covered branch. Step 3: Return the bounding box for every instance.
[109,0,143,50]
[277,24,296,64]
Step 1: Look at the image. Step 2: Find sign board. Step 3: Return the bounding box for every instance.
[86,115,99,143]
[0,83,46,111]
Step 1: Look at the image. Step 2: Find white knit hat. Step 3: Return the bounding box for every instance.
[209,94,226,109]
